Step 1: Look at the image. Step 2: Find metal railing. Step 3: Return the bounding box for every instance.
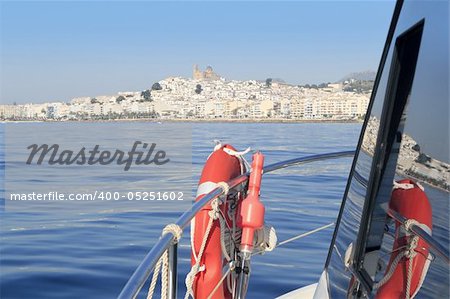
[117,150,355,299]
[118,149,450,299]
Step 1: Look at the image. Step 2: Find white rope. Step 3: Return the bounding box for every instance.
[207,140,223,160]
[162,223,183,243]
[217,193,240,294]
[218,213,232,262]
[223,194,239,294]
[211,140,251,158]
[185,197,239,298]
[406,252,413,299]
[253,224,277,253]
[146,224,183,299]
[373,220,421,299]
[217,181,230,196]
[223,146,252,157]
[147,248,169,299]
[161,251,169,299]
[224,146,252,171]
[217,141,252,172]
[404,219,420,233]
[393,180,424,191]
[186,143,250,298]
[373,250,406,289]
[184,217,214,299]
[185,199,220,299]
[405,235,419,299]
[147,251,164,299]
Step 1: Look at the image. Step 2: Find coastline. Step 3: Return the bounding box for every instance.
[1,118,363,124]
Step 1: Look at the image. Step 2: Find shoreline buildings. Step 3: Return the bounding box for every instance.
[1,66,371,121]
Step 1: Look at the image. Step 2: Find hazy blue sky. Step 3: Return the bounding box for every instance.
[1,1,395,104]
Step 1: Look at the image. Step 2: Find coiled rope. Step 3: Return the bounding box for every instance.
[185,198,222,299]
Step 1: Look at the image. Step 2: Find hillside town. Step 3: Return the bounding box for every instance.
[1,66,371,122]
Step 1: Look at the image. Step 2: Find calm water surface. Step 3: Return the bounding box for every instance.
[2,122,444,298]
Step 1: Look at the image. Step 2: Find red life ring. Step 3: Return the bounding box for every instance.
[376,179,432,299]
[191,144,245,299]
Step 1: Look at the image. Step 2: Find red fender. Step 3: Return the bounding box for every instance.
[192,145,243,299]
[377,179,432,299]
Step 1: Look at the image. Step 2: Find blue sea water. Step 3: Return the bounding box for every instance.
[0,122,447,298]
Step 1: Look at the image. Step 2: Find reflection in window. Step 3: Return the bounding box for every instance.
[362,116,449,191]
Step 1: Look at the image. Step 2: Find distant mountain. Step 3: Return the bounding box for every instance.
[339,70,376,82]
[257,78,286,84]
[271,78,286,84]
